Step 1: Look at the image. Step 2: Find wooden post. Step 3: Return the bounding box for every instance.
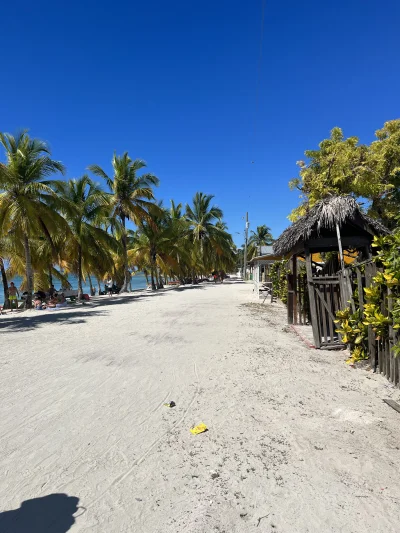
[336,223,355,312]
[292,254,298,325]
[365,263,376,371]
[356,266,364,313]
[336,223,345,272]
[305,246,321,348]
[287,272,294,324]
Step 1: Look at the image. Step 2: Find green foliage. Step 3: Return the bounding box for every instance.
[335,308,368,363]
[336,227,400,361]
[247,225,274,260]
[270,260,290,304]
[0,131,237,300]
[289,119,400,228]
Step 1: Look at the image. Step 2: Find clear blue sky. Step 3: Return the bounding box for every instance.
[1,0,399,245]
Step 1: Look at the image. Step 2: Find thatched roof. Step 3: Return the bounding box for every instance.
[273,196,389,256]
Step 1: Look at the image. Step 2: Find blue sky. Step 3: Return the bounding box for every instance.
[1,0,399,245]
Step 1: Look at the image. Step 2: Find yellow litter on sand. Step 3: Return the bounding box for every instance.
[190,423,208,435]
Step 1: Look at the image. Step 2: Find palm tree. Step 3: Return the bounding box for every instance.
[88,153,159,292]
[0,131,67,307]
[129,207,189,290]
[54,176,116,300]
[249,225,274,246]
[185,192,227,281]
[248,224,274,259]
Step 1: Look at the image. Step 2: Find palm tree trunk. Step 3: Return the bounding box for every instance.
[96,277,101,294]
[0,258,10,310]
[158,268,164,289]
[143,269,149,285]
[120,215,130,293]
[77,244,83,300]
[88,274,95,296]
[23,234,33,309]
[48,264,53,287]
[150,249,157,290]
[150,266,156,290]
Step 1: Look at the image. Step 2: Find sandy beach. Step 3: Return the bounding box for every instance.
[1,281,400,532]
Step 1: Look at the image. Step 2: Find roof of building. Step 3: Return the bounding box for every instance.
[273,196,389,257]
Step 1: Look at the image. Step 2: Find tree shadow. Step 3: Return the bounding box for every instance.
[0,309,109,332]
[0,493,82,533]
[0,291,169,332]
[170,285,206,292]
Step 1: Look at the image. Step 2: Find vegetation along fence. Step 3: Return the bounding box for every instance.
[337,260,400,386]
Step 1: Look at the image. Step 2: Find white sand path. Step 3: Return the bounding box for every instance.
[1,281,400,532]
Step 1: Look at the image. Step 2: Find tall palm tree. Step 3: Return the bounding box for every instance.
[88,153,159,292]
[54,175,117,300]
[248,224,274,259]
[248,225,274,246]
[185,192,227,281]
[0,131,67,307]
[129,207,189,290]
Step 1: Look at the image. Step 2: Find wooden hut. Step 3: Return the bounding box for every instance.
[273,196,389,349]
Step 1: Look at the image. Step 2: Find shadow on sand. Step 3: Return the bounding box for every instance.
[0,290,167,332]
[0,493,81,533]
[0,281,233,332]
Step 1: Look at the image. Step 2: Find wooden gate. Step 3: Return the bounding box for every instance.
[309,274,344,349]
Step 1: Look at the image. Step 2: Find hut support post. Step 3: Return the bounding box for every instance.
[287,270,294,325]
[292,254,298,325]
[335,223,345,271]
[305,246,320,348]
[336,222,355,312]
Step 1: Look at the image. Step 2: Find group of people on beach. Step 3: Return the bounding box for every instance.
[33,285,67,310]
[213,271,226,283]
[5,283,68,312]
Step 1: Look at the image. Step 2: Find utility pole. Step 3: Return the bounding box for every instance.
[243,212,249,280]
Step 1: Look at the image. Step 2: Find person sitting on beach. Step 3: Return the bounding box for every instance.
[8,282,19,311]
[33,291,47,310]
[47,293,58,308]
[56,293,67,308]
[33,297,45,310]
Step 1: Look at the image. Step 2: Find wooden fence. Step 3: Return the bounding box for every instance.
[339,261,400,386]
[287,271,310,326]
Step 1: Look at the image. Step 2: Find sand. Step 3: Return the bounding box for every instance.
[1,281,400,532]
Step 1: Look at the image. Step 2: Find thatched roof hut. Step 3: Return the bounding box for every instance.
[273,196,389,257]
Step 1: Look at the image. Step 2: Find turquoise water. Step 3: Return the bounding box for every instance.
[0,273,147,304]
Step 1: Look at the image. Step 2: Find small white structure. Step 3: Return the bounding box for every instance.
[249,246,283,298]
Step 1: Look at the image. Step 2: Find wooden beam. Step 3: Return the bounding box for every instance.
[383,399,400,414]
[336,224,346,272]
[287,273,294,324]
[305,246,321,348]
[306,236,371,251]
[315,287,337,322]
[292,254,298,325]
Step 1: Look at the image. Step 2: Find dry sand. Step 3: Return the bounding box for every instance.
[1,281,400,532]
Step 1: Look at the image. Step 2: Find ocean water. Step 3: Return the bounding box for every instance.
[0,273,147,305]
